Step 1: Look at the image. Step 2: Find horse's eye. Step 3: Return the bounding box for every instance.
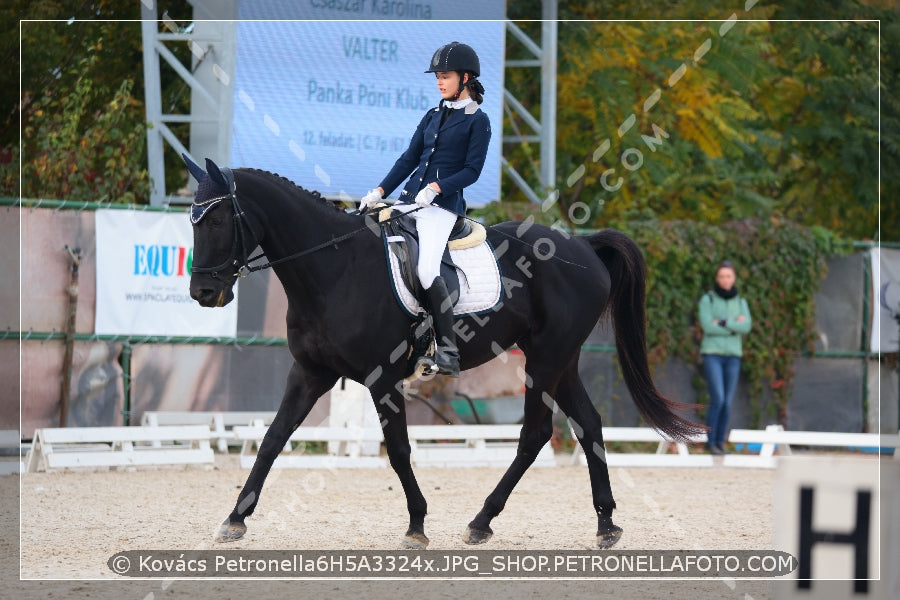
[200,202,227,227]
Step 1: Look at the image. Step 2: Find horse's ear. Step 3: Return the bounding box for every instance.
[206,158,228,187]
[182,153,207,183]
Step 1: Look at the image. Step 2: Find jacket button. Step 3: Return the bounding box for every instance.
[425,161,429,166]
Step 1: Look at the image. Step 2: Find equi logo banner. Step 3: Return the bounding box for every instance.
[133,244,192,278]
[95,209,237,336]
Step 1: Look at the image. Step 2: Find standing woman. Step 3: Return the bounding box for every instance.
[698,260,752,455]
[359,41,491,378]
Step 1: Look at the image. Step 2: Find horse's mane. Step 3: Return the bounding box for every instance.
[240,168,346,214]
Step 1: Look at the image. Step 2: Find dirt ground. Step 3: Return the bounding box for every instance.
[1,452,802,599]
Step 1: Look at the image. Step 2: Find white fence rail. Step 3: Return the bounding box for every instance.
[234,421,385,469]
[724,425,899,468]
[141,411,277,453]
[25,425,214,472]
[19,420,898,473]
[406,425,556,468]
[572,424,898,469]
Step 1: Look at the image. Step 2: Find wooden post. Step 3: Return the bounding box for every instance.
[59,245,81,428]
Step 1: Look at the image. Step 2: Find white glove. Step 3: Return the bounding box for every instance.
[360,189,382,211]
[414,185,438,207]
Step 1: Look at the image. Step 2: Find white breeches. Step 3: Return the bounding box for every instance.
[393,203,458,289]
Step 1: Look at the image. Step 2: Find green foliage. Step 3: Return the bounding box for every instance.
[7,37,150,204]
[750,20,881,240]
[3,1,195,202]
[613,216,837,426]
[498,0,893,241]
[493,1,883,421]
[495,2,886,421]
[2,3,149,151]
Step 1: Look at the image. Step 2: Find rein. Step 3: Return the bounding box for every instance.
[240,207,420,275]
[191,173,586,279]
[191,181,423,279]
[486,225,587,269]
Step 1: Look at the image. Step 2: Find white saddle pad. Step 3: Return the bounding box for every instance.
[385,237,502,317]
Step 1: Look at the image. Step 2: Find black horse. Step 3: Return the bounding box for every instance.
[185,156,701,550]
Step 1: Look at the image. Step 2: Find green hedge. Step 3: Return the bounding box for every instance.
[612,216,842,425]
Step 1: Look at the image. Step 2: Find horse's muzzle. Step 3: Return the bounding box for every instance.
[190,283,234,308]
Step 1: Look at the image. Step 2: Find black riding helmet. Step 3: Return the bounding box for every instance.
[425,41,480,77]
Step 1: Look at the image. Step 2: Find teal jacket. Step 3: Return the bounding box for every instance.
[698,291,752,357]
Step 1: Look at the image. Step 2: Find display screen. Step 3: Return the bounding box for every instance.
[231,2,505,206]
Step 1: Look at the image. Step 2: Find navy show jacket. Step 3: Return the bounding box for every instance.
[379,102,491,215]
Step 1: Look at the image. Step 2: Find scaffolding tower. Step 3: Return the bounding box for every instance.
[140,0,558,207]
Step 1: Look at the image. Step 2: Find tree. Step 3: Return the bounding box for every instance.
[751,19,882,239]
[2,0,194,203]
[489,0,895,241]
[16,36,150,204]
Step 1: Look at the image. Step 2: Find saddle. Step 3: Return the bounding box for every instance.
[378,206,475,309]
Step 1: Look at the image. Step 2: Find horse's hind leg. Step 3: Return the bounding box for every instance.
[216,363,337,543]
[373,384,429,549]
[464,371,555,545]
[555,365,623,549]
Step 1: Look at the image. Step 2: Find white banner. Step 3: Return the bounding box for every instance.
[95,209,237,337]
[871,248,900,353]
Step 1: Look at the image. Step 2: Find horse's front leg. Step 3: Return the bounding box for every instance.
[216,362,337,542]
[372,382,429,549]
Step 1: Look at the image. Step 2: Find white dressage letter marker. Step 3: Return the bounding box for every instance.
[774,457,896,600]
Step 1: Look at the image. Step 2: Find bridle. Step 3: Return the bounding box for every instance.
[190,169,427,280]
[189,167,262,281]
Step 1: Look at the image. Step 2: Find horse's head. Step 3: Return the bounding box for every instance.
[184,154,247,308]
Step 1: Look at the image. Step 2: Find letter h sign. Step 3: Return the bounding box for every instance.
[798,486,871,593]
[773,457,893,600]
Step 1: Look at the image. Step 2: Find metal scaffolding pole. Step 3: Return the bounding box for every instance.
[502,0,558,204]
[540,0,557,196]
[140,0,557,207]
[140,0,237,206]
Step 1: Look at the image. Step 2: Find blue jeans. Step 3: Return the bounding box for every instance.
[702,354,741,448]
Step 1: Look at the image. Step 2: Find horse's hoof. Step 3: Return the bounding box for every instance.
[400,532,429,550]
[463,525,493,545]
[215,520,247,543]
[597,525,623,549]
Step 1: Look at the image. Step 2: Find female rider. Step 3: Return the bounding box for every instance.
[360,42,491,377]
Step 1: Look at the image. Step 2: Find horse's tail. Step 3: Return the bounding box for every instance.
[585,229,704,442]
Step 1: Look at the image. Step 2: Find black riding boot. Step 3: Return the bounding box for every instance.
[425,276,460,377]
